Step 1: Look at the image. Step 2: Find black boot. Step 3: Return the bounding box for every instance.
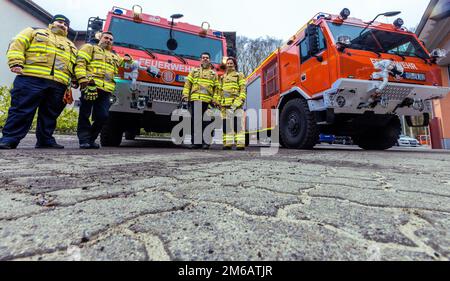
[0,142,17,149]
[35,143,64,149]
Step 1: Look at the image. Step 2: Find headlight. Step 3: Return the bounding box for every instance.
[403,72,426,81]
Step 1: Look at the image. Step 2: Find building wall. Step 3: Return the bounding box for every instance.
[437,66,450,148]
[0,1,50,87]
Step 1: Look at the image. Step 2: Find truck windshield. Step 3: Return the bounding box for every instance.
[109,17,224,64]
[326,22,429,59]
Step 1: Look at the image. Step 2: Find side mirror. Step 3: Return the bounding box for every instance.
[167,38,178,51]
[430,48,447,58]
[307,24,321,56]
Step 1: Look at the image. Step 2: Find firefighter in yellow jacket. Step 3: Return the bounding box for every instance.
[182,52,219,149]
[0,15,77,150]
[75,31,131,149]
[215,57,247,150]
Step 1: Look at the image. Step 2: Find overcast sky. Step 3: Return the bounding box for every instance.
[33,0,430,39]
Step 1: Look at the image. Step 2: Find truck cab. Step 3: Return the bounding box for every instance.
[246,9,449,150]
[85,6,235,146]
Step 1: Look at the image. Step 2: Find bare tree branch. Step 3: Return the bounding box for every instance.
[236,35,283,76]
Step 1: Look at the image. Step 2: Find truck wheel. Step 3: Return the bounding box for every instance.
[280,98,319,149]
[125,131,136,141]
[354,116,401,150]
[101,112,125,147]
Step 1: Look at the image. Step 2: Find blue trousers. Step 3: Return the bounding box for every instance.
[1,76,66,146]
[77,89,111,144]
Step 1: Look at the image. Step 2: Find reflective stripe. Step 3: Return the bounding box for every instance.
[28,43,46,49]
[16,35,31,47]
[29,45,73,61]
[77,50,92,61]
[23,65,51,75]
[190,93,213,102]
[7,50,25,60]
[54,70,70,82]
[23,65,70,84]
[75,69,87,76]
[223,134,235,143]
[47,46,73,61]
[7,50,25,56]
[222,82,240,87]
[93,78,115,92]
[196,78,215,86]
[90,62,115,72]
[222,99,234,106]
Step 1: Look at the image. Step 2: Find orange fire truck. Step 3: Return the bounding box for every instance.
[246,8,449,150]
[85,5,235,146]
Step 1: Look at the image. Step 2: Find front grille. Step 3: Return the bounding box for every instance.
[146,85,183,103]
[381,85,413,100]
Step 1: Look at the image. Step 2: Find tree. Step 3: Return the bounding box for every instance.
[236,35,283,76]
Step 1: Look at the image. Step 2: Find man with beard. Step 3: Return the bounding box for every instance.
[0,15,77,149]
[75,31,132,149]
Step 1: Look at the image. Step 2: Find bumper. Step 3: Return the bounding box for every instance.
[110,79,183,115]
[310,79,449,116]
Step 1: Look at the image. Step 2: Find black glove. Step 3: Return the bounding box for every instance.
[71,79,79,89]
[83,80,98,101]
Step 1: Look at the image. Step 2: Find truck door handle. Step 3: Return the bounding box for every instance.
[301,74,306,81]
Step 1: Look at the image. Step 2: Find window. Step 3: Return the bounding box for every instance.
[299,27,327,63]
[326,22,429,59]
[109,17,224,63]
[300,39,310,62]
[263,61,278,99]
[318,29,327,50]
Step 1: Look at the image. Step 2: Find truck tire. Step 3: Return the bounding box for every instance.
[125,131,136,141]
[124,114,141,140]
[354,116,401,150]
[101,112,125,147]
[280,98,319,149]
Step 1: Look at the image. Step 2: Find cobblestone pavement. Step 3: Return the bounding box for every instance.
[0,135,449,261]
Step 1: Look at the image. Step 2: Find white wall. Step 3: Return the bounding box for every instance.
[0,1,48,87]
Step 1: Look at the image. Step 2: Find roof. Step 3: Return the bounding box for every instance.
[9,0,86,41]
[416,0,450,35]
[9,0,52,24]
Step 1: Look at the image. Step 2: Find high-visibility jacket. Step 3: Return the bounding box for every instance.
[182,66,219,103]
[75,44,126,93]
[6,24,78,86]
[216,70,246,109]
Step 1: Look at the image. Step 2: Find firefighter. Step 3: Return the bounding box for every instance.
[75,31,132,149]
[0,15,77,150]
[182,52,219,149]
[216,57,247,150]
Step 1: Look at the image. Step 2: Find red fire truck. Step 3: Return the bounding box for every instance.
[246,8,449,150]
[85,5,236,146]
